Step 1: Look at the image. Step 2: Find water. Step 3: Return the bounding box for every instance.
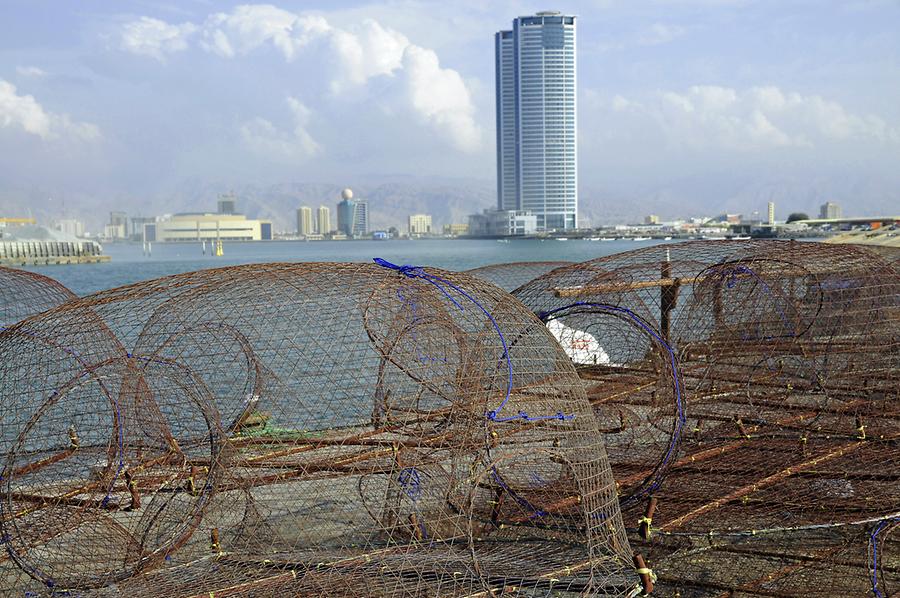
[23,238,673,296]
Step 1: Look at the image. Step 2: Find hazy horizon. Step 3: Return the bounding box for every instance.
[1,0,898,230]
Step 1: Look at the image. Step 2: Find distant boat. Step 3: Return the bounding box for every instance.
[556,237,568,241]
[600,237,615,241]
[663,236,672,240]
[587,237,601,241]
[633,237,651,241]
[497,239,510,243]
[703,235,727,240]
[731,235,751,240]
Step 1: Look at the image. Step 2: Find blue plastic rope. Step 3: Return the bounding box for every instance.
[374,258,573,423]
[538,302,686,505]
[490,466,547,520]
[870,517,900,597]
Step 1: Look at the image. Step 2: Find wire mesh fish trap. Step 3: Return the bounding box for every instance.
[513,240,900,535]
[508,240,900,596]
[0,262,641,596]
[466,261,571,292]
[0,265,76,328]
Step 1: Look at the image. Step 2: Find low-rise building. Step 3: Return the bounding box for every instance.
[143,213,273,243]
[443,223,469,237]
[56,219,84,238]
[820,201,842,220]
[408,214,432,237]
[468,210,537,237]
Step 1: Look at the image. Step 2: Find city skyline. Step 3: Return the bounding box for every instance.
[1,1,898,228]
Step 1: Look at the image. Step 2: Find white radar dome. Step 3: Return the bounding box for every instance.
[341,188,353,200]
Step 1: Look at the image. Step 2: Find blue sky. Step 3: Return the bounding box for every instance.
[1,0,898,219]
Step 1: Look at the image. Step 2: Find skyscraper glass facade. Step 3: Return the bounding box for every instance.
[496,12,577,231]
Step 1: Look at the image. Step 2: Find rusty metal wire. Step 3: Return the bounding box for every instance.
[466,261,571,292]
[0,262,640,597]
[0,265,76,328]
[513,239,900,596]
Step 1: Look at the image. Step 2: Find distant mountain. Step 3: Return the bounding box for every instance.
[1,169,897,234]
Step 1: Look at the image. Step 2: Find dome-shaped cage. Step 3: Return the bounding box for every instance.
[0,266,76,329]
[0,262,642,597]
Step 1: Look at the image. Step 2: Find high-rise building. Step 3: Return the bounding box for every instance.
[767,202,776,225]
[408,214,432,236]
[644,215,660,225]
[820,201,842,220]
[495,11,577,231]
[108,211,128,239]
[317,206,330,234]
[297,206,314,236]
[218,192,237,215]
[337,188,369,238]
[352,200,369,237]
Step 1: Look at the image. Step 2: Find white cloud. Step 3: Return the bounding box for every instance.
[327,19,407,91]
[120,16,197,61]
[240,96,320,160]
[119,5,482,152]
[606,85,898,150]
[199,5,329,59]
[0,80,100,141]
[15,66,47,78]
[400,45,481,151]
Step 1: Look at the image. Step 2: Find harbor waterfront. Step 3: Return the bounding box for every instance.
[18,238,683,295]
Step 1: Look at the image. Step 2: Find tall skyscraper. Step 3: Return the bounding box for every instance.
[297,206,314,236]
[317,205,331,234]
[495,12,577,231]
[767,202,776,225]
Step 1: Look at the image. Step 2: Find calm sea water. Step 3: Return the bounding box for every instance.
[24,238,672,295]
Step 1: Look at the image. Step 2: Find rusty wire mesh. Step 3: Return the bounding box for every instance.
[0,265,76,329]
[0,262,640,597]
[466,261,571,292]
[514,240,900,596]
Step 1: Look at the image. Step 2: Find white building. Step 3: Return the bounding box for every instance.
[820,201,842,219]
[297,206,314,236]
[408,214,432,237]
[143,213,273,243]
[468,209,537,237]
[495,11,577,231]
[56,219,84,238]
[317,205,331,235]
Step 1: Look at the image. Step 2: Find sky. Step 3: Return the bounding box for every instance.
[1,0,898,220]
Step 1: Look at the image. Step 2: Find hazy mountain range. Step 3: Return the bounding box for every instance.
[1,169,897,235]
